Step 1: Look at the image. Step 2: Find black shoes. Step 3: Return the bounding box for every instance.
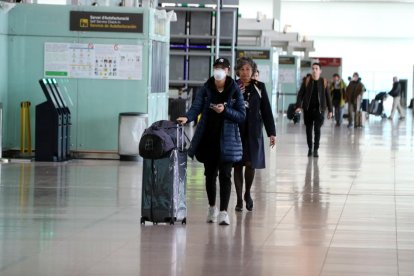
[307,149,319,157]
[235,200,243,212]
[244,194,253,211]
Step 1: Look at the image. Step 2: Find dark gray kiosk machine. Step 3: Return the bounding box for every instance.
[36,78,70,161]
[47,79,71,159]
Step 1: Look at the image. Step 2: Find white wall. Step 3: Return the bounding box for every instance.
[312,37,414,98]
[239,1,414,101]
[239,0,273,19]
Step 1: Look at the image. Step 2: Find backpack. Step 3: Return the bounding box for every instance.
[139,120,185,159]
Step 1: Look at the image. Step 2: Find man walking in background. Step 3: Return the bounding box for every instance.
[295,63,333,158]
[388,76,405,120]
[345,72,366,128]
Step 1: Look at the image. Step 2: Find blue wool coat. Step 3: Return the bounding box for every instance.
[185,76,246,163]
[241,80,276,169]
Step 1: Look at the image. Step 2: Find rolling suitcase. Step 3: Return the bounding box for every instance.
[361,99,369,112]
[140,125,187,225]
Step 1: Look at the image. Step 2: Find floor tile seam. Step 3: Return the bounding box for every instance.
[54,207,130,242]
[0,255,31,273]
[76,239,133,276]
[392,157,401,276]
[0,207,132,273]
[254,202,296,250]
[317,167,359,276]
[241,203,297,271]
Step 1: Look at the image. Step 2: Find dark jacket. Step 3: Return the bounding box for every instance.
[185,76,246,163]
[296,77,333,113]
[241,80,276,169]
[345,80,366,104]
[388,82,401,98]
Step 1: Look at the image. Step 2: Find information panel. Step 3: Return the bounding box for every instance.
[70,11,143,33]
[44,42,143,80]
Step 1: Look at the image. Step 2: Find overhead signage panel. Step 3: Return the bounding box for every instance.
[70,11,144,33]
[279,56,296,65]
[237,50,270,60]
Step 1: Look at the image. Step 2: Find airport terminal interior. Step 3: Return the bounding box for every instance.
[1,0,414,275]
[1,113,414,275]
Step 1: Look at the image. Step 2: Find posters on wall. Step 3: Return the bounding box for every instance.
[279,68,295,83]
[256,64,270,83]
[44,42,143,80]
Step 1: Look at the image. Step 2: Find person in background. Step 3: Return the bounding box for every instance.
[295,62,333,157]
[176,58,245,226]
[388,76,405,120]
[345,72,366,128]
[330,73,347,126]
[251,69,259,81]
[233,57,276,212]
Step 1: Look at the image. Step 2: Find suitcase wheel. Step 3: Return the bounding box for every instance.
[182,218,187,225]
[140,217,145,225]
[170,220,174,225]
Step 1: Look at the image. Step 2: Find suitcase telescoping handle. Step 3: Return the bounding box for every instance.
[176,124,184,151]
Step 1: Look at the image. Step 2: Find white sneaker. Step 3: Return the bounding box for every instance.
[218,211,230,225]
[206,207,218,223]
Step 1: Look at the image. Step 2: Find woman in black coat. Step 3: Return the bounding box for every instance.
[234,57,277,212]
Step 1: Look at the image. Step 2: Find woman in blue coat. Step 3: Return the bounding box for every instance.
[177,58,245,226]
[234,57,276,212]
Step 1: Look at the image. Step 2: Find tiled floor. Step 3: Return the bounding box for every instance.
[0,110,413,276]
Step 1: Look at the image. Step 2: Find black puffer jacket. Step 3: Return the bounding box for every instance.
[185,76,246,162]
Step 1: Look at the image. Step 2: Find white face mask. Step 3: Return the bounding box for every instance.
[213,69,226,81]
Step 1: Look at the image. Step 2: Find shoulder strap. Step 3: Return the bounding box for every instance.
[305,76,311,87]
[253,84,262,98]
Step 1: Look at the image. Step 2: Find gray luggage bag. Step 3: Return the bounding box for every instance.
[140,125,187,225]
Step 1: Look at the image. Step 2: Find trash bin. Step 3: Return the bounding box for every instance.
[118,112,148,161]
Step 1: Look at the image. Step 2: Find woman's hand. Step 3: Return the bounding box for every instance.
[176,117,188,125]
[269,135,276,148]
[238,81,245,93]
[212,104,225,114]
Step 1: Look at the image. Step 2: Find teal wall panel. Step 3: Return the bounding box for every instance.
[0,10,8,147]
[76,78,148,151]
[279,56,300,113]
[4,4,169,153]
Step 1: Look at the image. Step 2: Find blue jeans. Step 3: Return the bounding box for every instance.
[334,106,344,125]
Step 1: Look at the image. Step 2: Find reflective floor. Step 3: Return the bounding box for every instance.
[1,111,414,276]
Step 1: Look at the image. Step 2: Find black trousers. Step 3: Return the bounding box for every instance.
[203,159,233,211]
[304,109,325,151]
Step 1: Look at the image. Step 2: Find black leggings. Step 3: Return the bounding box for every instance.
[204,160,233,211]
[304,109,325,150]
[233,163,255,202]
